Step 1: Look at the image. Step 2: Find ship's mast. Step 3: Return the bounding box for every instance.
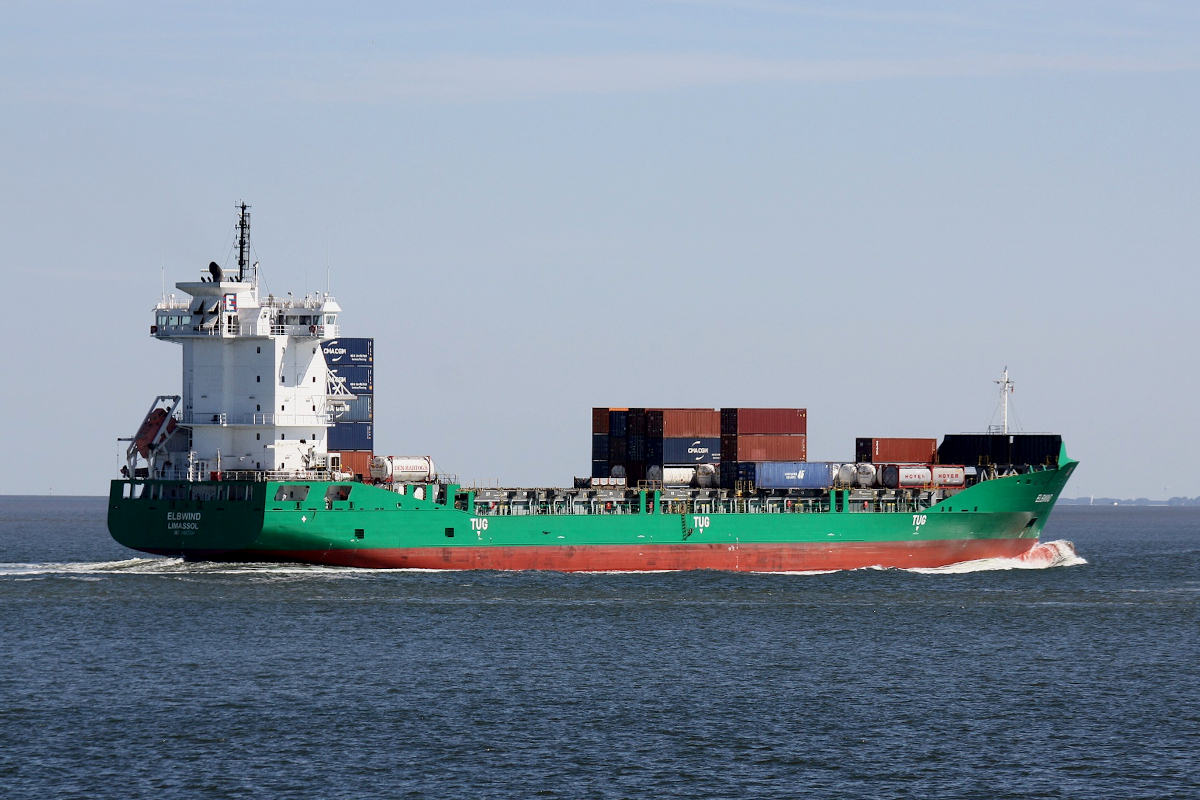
[236,201,254,284]
[994,366,1015,434]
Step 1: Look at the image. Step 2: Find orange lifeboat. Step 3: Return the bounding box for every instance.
[134,409,175,458]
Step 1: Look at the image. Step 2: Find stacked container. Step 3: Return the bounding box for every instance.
[719,408,807,488]
[937,434,1061,467]
[592,408,721,484]
[323,338,374,477]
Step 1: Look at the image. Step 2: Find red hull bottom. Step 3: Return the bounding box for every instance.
[239,538,1040,572]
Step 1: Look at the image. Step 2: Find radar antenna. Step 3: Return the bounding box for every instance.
[236,201,255,284]
[991,367,1015,434]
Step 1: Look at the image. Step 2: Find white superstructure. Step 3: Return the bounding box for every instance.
[126,203,350,480]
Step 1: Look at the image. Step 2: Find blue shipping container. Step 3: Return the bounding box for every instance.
[336,394,372,422]
[328,421,373,451]
[663,437,720,464]
[608,410,628,437]
[592,434,608,460]
[328,365,373,394]
[753,462,834,489]
[322,338,373,365]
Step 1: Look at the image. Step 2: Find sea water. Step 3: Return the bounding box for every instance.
[0,497,1197,799]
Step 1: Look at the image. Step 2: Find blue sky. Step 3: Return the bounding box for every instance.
[2,2,1198,497]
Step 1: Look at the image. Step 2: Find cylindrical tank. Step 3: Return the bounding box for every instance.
[896,467,933,487]
[646,465,663,482]
[930,465,966,486]
[836,463,857,485]
[695,463,717,488]
[854,463,877,488]
[881,464,899,489]
[610,465,627,479]
[369,455,437,482]
[662,467,696,486]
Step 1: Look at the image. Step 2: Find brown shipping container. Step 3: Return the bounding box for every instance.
[723,435,807,462]
[592,408,609,434]
[864,437,937,464]
[722,408,807,435]
[661,409,720,438]
[334,451,373,478]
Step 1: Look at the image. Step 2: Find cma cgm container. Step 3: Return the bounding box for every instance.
[328,421,373,452]
[663,437,720,464]
[327,365,373,395]
[753,462,835,490]
[721,408,807,435]
[322,338,373,366]
[721,434,807,462]
[856,437,937,464]
[335,394,373,423]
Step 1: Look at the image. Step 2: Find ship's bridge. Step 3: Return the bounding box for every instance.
[153,280,340,341]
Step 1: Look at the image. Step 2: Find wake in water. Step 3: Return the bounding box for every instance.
[0,558,379,578]
[908,540,1086,574]
[0,541,1086,578]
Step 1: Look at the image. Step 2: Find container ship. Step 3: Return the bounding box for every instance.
[107,205,1077,572]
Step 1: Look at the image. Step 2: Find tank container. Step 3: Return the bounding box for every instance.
[881,465,933,488]
[662,467,697,486]
[930,465,966,486]
[369,455,437,483]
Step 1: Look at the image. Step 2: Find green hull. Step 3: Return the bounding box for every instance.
[107,451,1077,572]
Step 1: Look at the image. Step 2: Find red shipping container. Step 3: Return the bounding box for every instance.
[861,438,936,464]
[334,451,373,478]
[722,408,807,435]
[592,408,610,434]
[661,409,720,438]
[722,434,807,462]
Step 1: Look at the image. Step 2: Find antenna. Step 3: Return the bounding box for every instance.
[236,201,254,284]
[992,367,1015,434]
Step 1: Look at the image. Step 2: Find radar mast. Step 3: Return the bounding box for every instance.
[236,201,255,284]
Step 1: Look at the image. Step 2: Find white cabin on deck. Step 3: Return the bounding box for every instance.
[130,204,353,480]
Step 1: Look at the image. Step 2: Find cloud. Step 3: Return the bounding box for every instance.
[293,52,1200,103]
[3,50,1197,108]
